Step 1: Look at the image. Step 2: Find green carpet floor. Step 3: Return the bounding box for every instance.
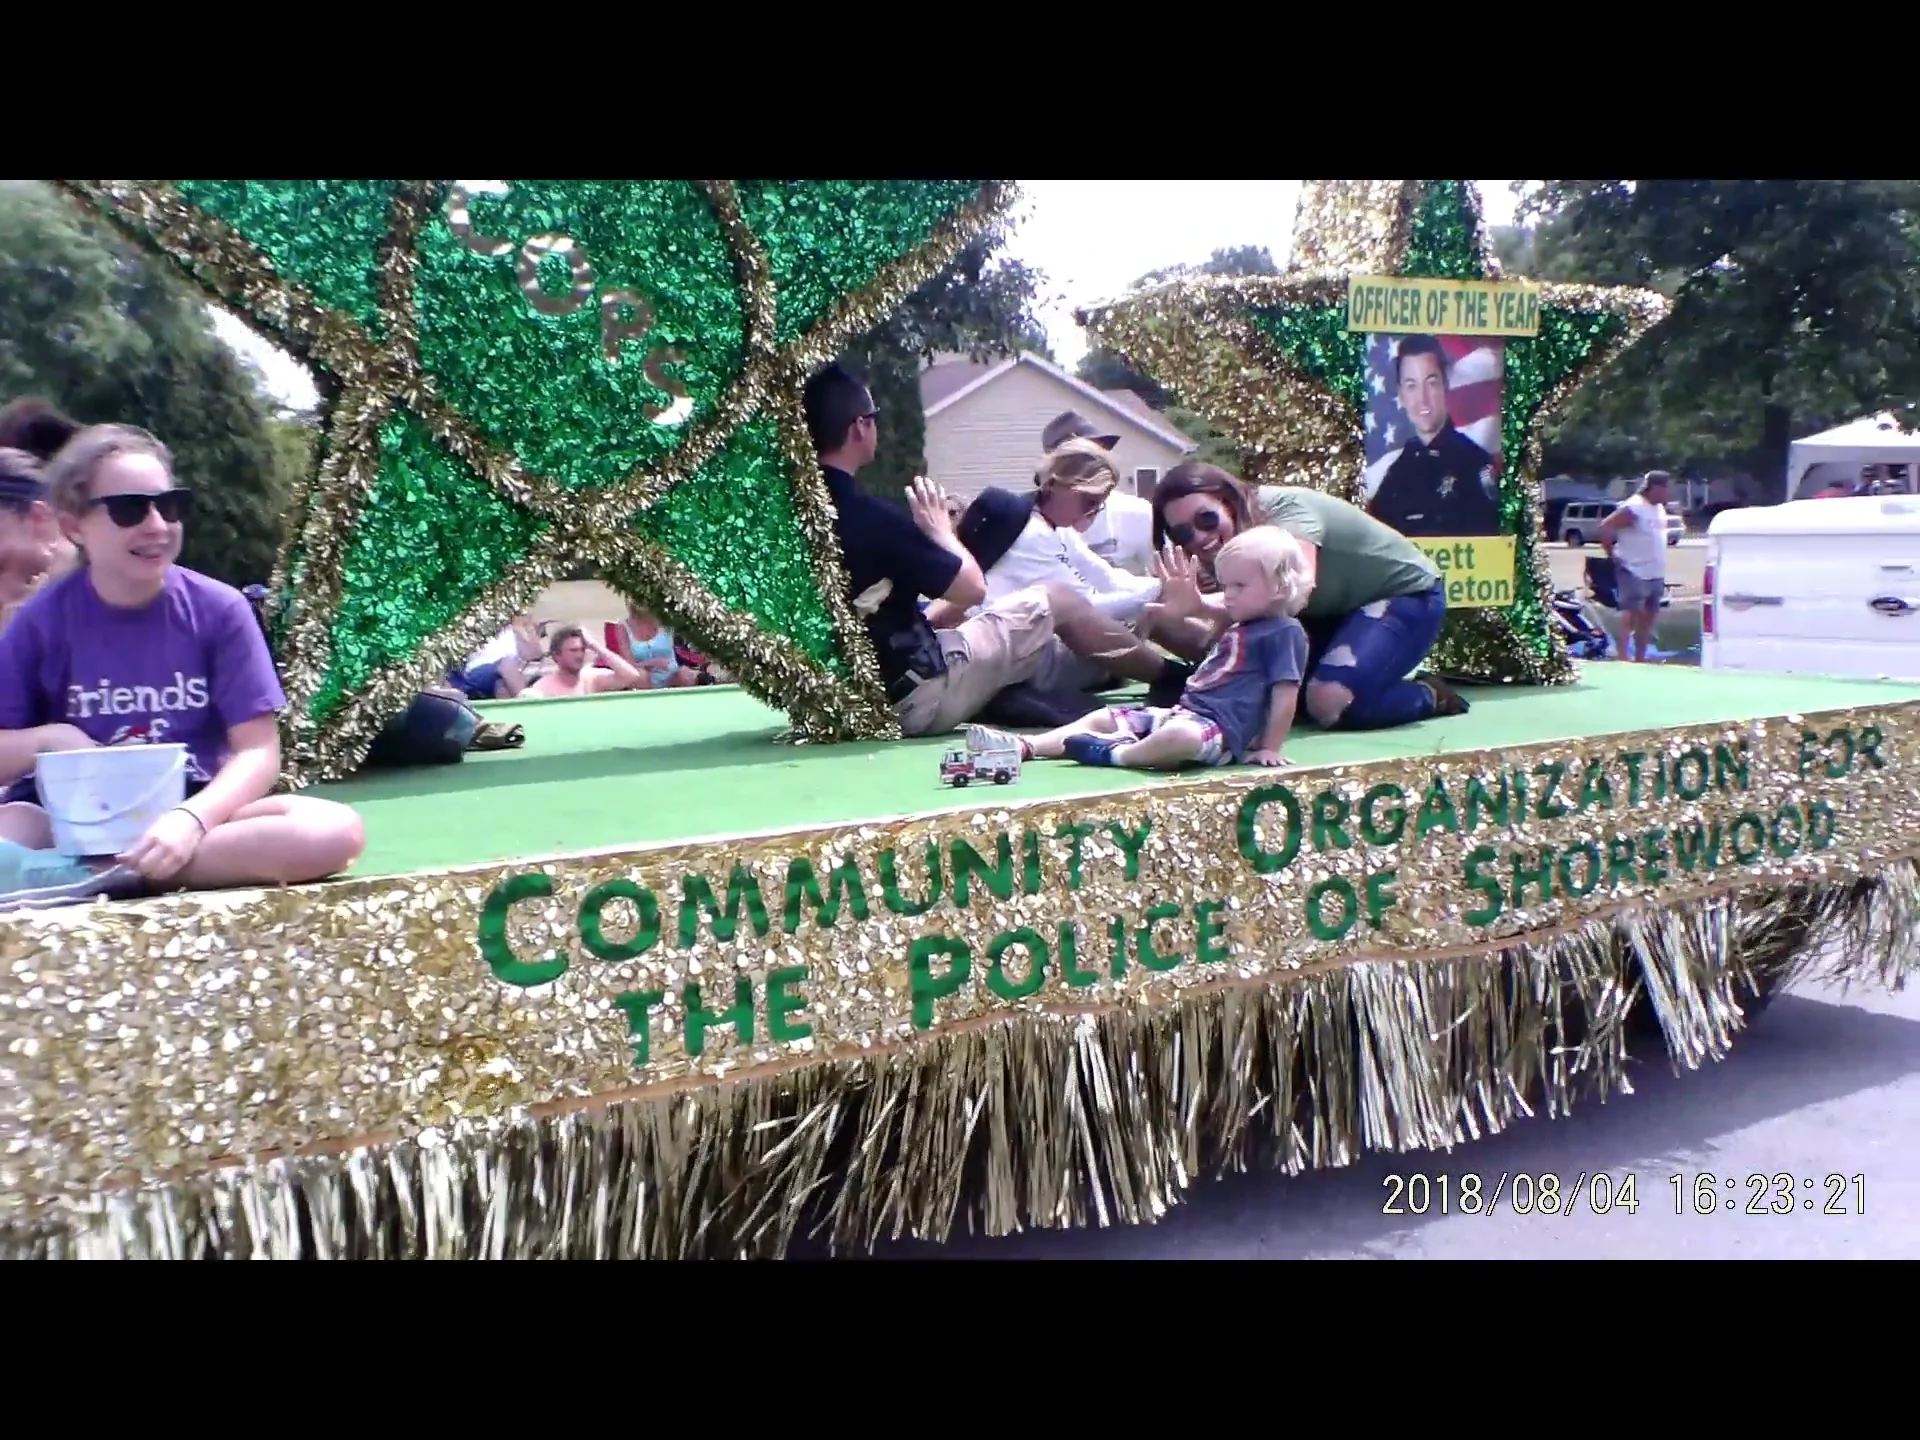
[313,666,1920,878]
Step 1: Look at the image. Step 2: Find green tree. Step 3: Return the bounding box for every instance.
[840,222,1052,502]
[1493,218,1675,477]
[838,338,928,506]
[1077,348,1171,410]
[265,413,319,503]
[1518,180,1920,496]
[1161,405,1242,470]
[1491,222,1583,284]
[0,180,296,584]
[1137,243,1280,290]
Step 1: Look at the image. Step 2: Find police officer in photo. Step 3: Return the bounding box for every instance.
[1366,334,1501,537]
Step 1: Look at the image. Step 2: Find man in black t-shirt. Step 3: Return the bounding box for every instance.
[806,364,1183,736]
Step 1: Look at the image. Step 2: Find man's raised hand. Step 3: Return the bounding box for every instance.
[908,476,957,539]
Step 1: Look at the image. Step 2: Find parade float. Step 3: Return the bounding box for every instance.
[3,179,1918,1259]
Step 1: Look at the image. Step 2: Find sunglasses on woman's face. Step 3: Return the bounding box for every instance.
[1046,486,1105,520]
[1164,507,1225,548]
[85,488,193,528]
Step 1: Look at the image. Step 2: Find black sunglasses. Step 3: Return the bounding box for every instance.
[1164,507,1226,548]
[85,489,193,528]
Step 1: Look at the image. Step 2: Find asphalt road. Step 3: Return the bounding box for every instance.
[844,963,1918,1260]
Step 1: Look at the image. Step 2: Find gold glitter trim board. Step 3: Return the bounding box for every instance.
[4,694,1920,1257]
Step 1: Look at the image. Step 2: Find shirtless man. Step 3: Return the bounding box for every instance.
[524,625,645,698]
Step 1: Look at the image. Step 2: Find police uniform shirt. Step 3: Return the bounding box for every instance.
[823,465,957,697]
[1367,422,1502,537]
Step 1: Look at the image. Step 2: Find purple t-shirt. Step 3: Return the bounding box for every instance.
[0,566,286,801]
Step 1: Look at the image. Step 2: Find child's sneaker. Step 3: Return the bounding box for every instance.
[1063,733,1125,767]
[966,724,1032,760]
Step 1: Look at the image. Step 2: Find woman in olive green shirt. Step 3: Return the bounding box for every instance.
[1150,463,1467,729]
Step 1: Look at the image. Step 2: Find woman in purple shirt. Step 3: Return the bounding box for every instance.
[0,424,365,903]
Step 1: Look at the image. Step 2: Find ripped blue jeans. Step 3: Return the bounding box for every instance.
[1298,581,1448,730]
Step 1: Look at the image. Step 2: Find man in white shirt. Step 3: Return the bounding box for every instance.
[1598,470,1672,662]
[1081,490,1155,574]
[1041,410,1156,574]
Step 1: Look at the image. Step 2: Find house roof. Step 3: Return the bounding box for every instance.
[1100,388,1159,422]
[919,351,1196,453]
[918,360,988,411]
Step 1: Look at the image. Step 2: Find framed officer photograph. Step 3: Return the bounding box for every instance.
[1359,332,1506,539]
[1345,274,1541,609]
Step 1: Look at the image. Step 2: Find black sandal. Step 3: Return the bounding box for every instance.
[468,722,526,751]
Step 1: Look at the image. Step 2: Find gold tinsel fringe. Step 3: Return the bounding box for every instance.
[9,864,1915,1260]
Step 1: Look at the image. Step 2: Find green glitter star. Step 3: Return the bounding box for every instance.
[55,179,1015,779]
[1080,179,1670,686]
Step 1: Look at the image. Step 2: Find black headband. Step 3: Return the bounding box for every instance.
[0,472,47,505]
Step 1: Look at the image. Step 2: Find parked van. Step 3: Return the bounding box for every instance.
[1558,501,1614,547]
[1702,496,1920,680]
[1559,499,1683,548]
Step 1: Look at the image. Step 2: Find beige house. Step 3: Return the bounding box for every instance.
[920,351,1196,504]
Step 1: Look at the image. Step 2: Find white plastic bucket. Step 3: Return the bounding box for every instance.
[34,744,188,857]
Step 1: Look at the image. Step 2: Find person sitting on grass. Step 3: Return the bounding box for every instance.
[0,424,366,904]
[968,527,1311,771]
[609,606,701,689]
[450,611,544,700]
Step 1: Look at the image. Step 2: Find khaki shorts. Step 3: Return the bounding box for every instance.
[1030,638,1110,695]
[896,586,1056,736]
[1029,605,1162,695]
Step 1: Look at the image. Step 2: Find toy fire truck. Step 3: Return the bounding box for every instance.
[939,744,1021,788]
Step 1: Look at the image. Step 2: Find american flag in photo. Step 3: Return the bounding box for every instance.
[1361,333,1505,501]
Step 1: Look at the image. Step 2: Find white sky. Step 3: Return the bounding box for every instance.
[216,180,1525,408]
[1011,179,1522,369]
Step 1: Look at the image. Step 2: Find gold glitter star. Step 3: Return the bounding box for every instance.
[55,180,1016,780]
[1078,180,1670,685]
